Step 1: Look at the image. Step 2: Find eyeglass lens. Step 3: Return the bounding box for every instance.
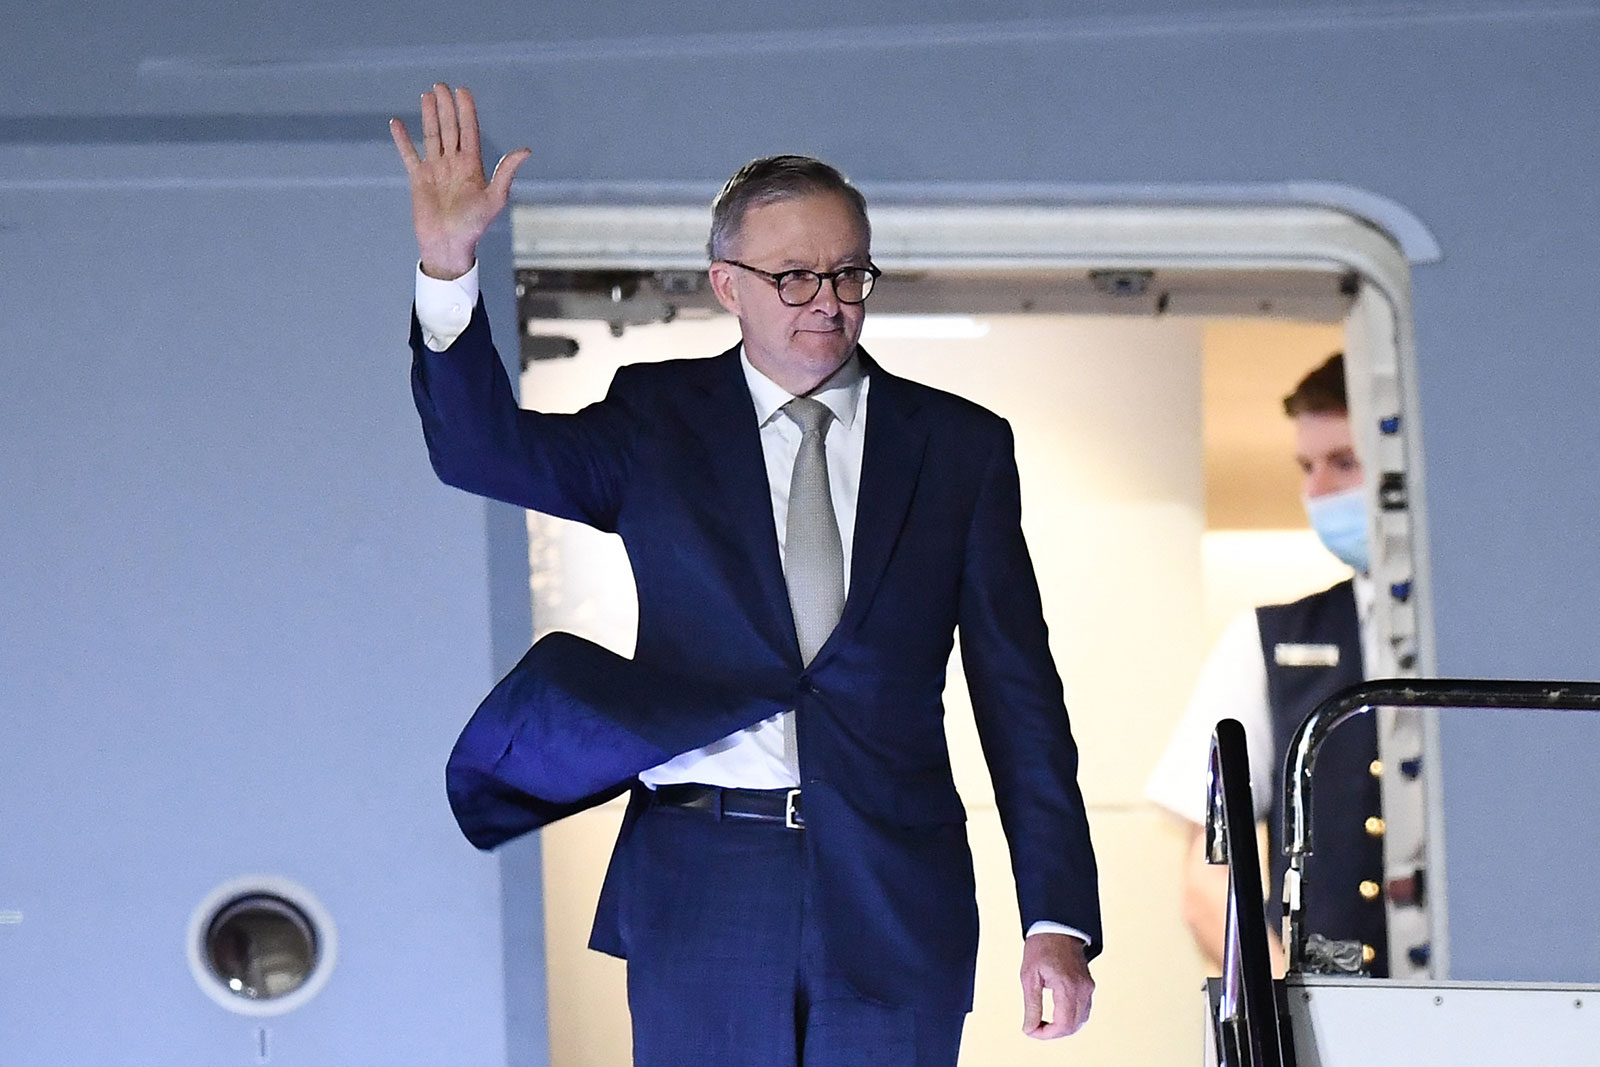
[778,268,875,306]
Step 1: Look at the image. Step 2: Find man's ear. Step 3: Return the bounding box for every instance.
[708,263,742,316]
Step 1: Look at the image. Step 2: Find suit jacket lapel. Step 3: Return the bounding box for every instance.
[689,346,929,673]
[689,347,799,664]
[815,350,928,667]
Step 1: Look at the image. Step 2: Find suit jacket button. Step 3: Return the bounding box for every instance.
[1359,879,1381,902]
[1369,759,1384,778]
[1365,816,1386,837]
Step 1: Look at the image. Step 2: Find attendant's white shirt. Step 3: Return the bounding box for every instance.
[416,264,1086,944]
[1144,574,1374,826]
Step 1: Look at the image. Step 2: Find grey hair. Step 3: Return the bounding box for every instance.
[707,154,871,261]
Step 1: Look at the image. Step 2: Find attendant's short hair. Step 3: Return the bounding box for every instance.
[707,154,870,261]
[1283,353,1348,416]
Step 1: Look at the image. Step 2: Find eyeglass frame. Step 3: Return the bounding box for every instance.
[718,259,882,306]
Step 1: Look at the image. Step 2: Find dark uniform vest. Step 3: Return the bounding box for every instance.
[1259,579,1388,976]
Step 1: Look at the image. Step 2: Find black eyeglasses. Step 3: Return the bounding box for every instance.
[722,260,881,306]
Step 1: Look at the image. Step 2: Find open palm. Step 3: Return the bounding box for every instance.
[390,83,530,280]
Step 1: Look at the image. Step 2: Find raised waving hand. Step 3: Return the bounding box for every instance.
[390,83,531,280]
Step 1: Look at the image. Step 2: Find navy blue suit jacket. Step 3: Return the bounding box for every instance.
[412,303,1101,1011]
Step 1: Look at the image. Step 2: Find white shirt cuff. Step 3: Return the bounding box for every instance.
[1026,921,1091,946]
[415,261,479,352]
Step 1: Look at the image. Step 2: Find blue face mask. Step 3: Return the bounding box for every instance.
[1304,486,1370,573]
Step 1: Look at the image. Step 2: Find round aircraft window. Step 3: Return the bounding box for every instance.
[188,877,336,1016]
[205,894,316,998]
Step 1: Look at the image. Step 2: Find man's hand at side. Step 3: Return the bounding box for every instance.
[389,83,531,280]
[1020,931,1094,1039]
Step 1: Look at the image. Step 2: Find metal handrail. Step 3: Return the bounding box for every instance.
[1280,678,1600,972]
[1207,717,1291,1067]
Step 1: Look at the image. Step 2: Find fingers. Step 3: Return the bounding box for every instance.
[1043,979,1071,1039]
[420,89,441,159]
[487,147,532,205]
[1062,975,1094,1034]
[1020,972,1043,1034]
[389,118,420,173]
[1022,977,1071,1040]
[1022,986,1082,1040]
[433,82,460,155]
[1019,942,1094,1041]
[1030,976,1092,1039]
[456,85,481,159]
[413,84,485,167]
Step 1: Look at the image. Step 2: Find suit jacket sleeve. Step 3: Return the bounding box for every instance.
[410,298,635,532]
[957,420,1103,956]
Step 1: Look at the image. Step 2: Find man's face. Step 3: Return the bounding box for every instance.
[1293,411,1363,498]
[708,191,870,395]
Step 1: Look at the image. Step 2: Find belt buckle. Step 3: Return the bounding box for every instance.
[784,788,803,830]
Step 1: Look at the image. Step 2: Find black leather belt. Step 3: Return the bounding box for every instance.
[650,783,804,830]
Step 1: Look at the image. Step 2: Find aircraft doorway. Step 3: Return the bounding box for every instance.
[506,202,1432,1067]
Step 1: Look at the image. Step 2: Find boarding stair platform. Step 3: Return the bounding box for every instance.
[1203,680,1600,1066]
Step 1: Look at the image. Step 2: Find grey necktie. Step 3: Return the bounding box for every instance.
[782,396,846,666]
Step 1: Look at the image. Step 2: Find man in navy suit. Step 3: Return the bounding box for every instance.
[393,83,1099,1066]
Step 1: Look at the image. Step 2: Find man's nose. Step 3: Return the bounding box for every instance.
[807,277,843,315]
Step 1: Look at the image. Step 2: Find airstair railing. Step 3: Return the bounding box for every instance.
[1280,679,1600,973]
[1207,717,1291,1067]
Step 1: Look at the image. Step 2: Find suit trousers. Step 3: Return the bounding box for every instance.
[621,799,967,1067]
